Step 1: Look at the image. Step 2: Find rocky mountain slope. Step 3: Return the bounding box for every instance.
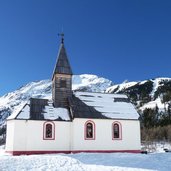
[106,77,171,112]
[1,75,171,126]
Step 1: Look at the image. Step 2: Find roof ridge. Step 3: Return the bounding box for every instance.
[73,91,127,96]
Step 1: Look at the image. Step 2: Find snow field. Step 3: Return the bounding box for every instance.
[1,143,171,171]
[0,152,155,171]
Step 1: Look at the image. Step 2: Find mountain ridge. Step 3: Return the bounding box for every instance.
[1,75,171,126]
[0,74,112,125]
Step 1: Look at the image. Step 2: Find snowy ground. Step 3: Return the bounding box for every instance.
[0,153,155,171]
[1,145,171,171]
[68,152,171,171]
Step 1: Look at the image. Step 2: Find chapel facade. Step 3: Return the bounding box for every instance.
[5,36,141,155]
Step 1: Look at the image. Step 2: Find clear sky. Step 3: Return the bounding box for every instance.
[0,0,171,96]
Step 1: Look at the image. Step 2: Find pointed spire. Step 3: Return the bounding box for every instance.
[58,33,64,44]
[52,34,73,79]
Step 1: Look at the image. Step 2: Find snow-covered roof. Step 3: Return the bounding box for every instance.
[43,100,70,121]
[7,91,139,121]
[73,92,139,120]
[7,102,29,120]
[7,98,71,121]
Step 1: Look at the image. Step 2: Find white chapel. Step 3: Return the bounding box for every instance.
[5,35,141,155]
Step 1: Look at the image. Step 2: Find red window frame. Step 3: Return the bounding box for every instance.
[84,120,95,140]
[43,121,55,140]
[112,121,122,140]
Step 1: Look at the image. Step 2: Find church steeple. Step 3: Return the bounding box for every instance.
[52,34,73,108]
[52,34,72,79]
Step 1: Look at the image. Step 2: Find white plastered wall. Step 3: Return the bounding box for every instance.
[6,120,71,152]
[72,118,141,151]
[6,118,141,152]
[5,120,15,151]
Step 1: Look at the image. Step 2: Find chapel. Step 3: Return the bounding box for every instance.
[5,35,141,155]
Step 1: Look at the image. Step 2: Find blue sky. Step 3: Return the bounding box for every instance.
[0,0,171,96]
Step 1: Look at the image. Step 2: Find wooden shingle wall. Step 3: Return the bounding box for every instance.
[52,74,72,107]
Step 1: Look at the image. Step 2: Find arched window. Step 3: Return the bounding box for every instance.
[112,122,122,140]
[46,124,52,138]
[85,120,95,140]
[43,122,55,140]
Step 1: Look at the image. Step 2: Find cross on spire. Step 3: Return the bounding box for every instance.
[58,33,64,44]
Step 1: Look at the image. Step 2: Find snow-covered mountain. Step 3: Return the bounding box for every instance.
[0,74,113,125]
[1,75,171,126]
[106,77,171,112]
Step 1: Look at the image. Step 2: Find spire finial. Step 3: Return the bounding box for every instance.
[58,33,64,44]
